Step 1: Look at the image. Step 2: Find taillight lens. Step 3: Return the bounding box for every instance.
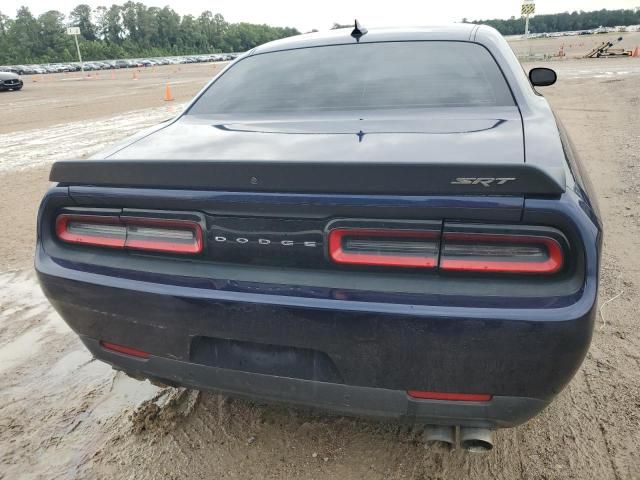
[56,215,126,248]
[440,232,563,274]
[328,222,567,275]
[328,228,439,268]
[124,219,203,254]
[56,214,203,255]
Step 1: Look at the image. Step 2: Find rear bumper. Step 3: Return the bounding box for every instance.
[35,187,601,428]
[37,245,595,428]
[80,336,548,427]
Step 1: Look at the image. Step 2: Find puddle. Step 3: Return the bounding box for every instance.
[0,324,48,374]
[48,349,94,377]
[1,268,161,479]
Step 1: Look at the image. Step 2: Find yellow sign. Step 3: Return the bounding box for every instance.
[521,2,535,16]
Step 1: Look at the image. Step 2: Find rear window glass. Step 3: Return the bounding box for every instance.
[188,41,514,115]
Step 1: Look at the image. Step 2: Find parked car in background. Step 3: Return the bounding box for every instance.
[2,53,236,77]
[0,71,23,91]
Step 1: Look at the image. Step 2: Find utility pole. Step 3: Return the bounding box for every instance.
[521,0,535,38]
[67,27,84,72]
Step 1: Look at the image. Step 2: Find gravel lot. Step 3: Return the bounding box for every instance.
[1,46,640,479]
[507,30,640,58]
[0,62,225,135]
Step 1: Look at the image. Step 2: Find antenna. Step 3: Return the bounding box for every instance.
[351,19,367,41]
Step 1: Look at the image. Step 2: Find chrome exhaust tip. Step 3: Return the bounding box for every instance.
[423,425,456,450]
[459,427,495,453]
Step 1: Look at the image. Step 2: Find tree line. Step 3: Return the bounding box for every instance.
[3,5,639,65]
[468,8,640,36]
[0,3,300,65]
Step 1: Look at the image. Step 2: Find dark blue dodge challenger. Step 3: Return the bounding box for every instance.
[37,24,602,451]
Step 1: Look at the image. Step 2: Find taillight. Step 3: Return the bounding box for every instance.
[328,222,567,275]
[440,231,563,274]
[123,219,203,254]
[328,228,439,268]
[56,215,126,248]
[56,214,203,255]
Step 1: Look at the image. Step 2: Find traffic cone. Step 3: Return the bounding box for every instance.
[164,82,174,101]
[632,46,640,57]
[132,70,138,80]
[111,71,115,80]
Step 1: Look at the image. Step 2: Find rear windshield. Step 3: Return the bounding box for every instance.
[188,41,514,115]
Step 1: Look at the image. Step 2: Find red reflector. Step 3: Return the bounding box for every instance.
[328,228,438,268]
[56,214,203,255]
[407,390,492,402]
[440,233,563,274]
[100,341,150,359]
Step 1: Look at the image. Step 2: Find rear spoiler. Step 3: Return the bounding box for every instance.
[50,160,566,196]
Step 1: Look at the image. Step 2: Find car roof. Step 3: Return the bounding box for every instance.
[251,24,480,55]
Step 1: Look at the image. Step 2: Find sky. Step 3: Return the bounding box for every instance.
[2,0,639,32]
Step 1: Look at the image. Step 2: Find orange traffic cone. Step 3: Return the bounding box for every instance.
[132,70,138,80]
[111,71,115,80]
[164,82,174,101]
[632,46,640,57]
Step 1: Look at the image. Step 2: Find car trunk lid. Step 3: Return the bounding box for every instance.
[51,109,565,196]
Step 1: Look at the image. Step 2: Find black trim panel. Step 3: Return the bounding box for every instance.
[51,160,565,195]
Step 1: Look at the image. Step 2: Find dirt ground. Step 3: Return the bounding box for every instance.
[507,30,640,58]
[0,62,226,134]
[1,41,640,479]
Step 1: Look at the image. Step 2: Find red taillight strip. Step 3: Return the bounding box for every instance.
[122,217,203,254]
[440,233,563,274]
[56,214,203,255]
[100,341,150,359]
[55,214,125,248]
[407,390,492,402]
[328,228,438,268]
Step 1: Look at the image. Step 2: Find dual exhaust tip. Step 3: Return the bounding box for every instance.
[423,425,495,453]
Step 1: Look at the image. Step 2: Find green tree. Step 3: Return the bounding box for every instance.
[472,8,640,34]
[38,11,70,56]
[8,7,41,63]
[69,4,97,40]
[103,5,123,44]
[156,7,180,49]
[0,2,300,64]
